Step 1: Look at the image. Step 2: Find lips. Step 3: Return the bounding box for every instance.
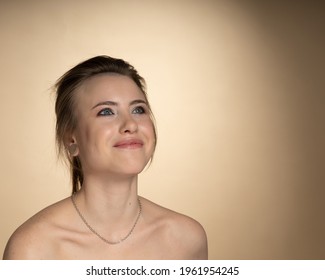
[113,138,144,149]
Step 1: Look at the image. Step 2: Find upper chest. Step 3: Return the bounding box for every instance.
[51,221,186,259]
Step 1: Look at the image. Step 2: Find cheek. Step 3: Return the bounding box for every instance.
[141,120,156,149]
[81,125,115,148]
[75,122,100,155]
[74,130,90,160]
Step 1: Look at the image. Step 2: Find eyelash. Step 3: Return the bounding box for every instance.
[97,106,146,116]
[97,108,114,116]
[132,106,146,114]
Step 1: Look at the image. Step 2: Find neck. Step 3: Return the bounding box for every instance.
[73,174,141,240]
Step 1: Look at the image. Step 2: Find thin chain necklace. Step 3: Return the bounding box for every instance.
[71,194,142,245]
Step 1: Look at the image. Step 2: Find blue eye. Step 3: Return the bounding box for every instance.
[98,108,114,116]
[132,106,146,114]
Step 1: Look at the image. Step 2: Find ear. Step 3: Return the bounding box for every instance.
[65,134,79,157]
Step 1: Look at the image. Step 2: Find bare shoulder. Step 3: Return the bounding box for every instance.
[140,197,208,259]
[3,197,72,260]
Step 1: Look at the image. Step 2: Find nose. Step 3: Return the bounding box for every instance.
[119,113,138,134]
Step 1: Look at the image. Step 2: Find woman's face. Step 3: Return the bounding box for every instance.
[71,74,155,178]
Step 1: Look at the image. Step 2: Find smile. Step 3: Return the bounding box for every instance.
[113,139,144,149]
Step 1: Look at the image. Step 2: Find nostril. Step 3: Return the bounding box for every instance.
[120,120,138,134]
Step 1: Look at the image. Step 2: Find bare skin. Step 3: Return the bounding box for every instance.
[3,195,207,259]
[3,74,208,260]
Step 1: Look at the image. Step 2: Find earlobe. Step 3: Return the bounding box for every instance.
[65,132,79,157]
[67,143,79,157]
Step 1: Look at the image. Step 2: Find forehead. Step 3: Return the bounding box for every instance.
[75,74,145,107]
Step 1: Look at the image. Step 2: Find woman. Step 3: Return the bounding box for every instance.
[3,56,208,259]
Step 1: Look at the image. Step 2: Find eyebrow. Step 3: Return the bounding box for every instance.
[91,99,147,109]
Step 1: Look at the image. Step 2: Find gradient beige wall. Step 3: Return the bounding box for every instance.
[1,0,324,259]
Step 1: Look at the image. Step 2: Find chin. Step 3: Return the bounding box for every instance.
[114,160,149,176]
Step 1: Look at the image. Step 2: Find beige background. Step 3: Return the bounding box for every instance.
[0,0,324,259]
